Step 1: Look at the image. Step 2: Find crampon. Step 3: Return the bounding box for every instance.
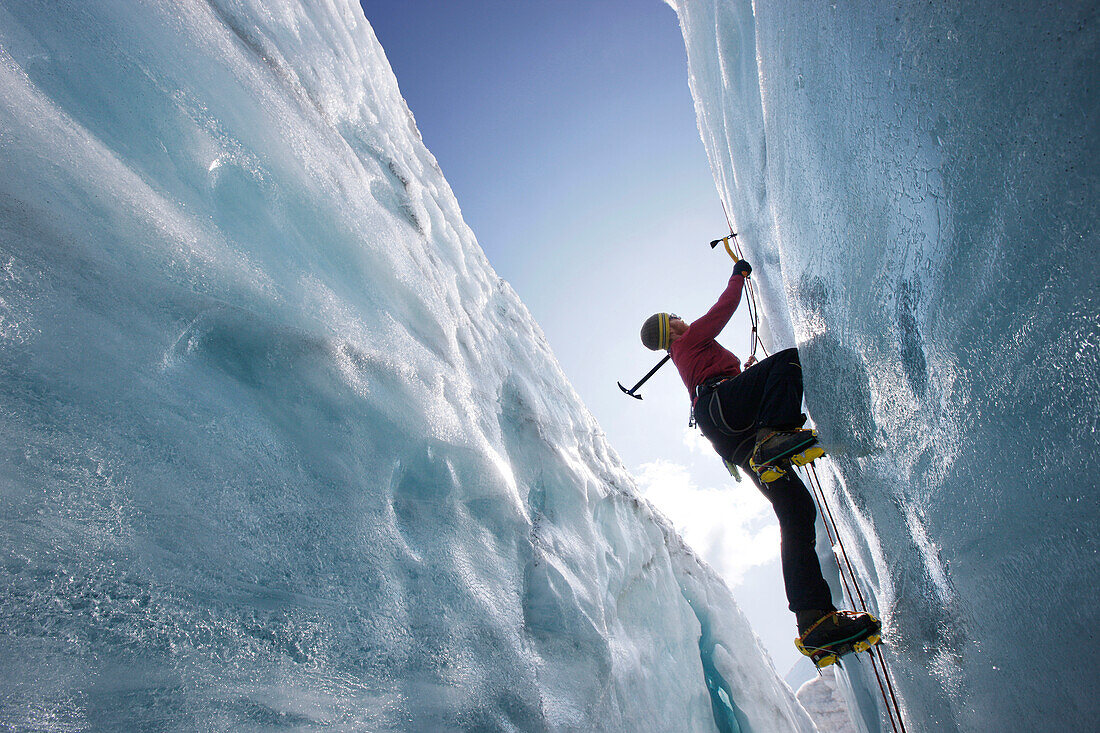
[794,610,882,668]
[749,430,826,483]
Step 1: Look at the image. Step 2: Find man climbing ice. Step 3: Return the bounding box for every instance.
[638,258,880,667]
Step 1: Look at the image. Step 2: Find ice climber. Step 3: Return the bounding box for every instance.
[638,258,881,666]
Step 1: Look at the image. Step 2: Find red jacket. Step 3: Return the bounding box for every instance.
[670,272,745,402]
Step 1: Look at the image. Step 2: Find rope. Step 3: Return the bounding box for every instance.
[717,199,771,360]
[801,463,908,733]
[802,468,897,733]
[715,198,902,727]
[808,465,907,727]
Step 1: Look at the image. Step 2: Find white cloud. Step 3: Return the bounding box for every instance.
[682,426,714,455]
[635,459,779,584]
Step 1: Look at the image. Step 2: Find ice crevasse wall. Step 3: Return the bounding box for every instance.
[666,0,1098,731]
[0,1,817,731]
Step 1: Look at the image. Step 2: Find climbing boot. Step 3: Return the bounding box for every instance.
[794,610,882,668]
[752,428,823,469]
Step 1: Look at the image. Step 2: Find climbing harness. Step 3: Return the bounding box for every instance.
[797,462,908,733]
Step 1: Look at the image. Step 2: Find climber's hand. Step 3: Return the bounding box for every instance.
[733,259,752,278]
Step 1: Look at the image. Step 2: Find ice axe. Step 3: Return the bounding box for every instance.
[619,233,742,400]
[709,233,738,261]
[714,230,767,359]
[617,354,671,400]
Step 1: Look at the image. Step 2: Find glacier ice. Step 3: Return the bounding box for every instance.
[0,1,817,730]
[796,668,856,733]
[666,0,1099,730]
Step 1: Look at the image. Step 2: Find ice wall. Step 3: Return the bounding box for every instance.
[0,1,817,730]
[666,0,1098,731]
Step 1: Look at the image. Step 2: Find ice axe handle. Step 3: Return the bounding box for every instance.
[617,354,672,401]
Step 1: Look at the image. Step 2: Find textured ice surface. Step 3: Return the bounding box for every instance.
[0,1,817,730]
[797,668,856,733]
[667,0,1098,730]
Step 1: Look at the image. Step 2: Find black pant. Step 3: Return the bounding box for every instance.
[693,348,834,613]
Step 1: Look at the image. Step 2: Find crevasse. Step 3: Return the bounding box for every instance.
[0,1,817,730]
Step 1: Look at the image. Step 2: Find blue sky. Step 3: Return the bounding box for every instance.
[362,0,804,674]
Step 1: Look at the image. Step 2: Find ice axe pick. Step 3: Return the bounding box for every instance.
[709,233,738,261]
[617,354,672,400]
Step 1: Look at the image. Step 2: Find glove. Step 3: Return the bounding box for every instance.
[733,259,752,278]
